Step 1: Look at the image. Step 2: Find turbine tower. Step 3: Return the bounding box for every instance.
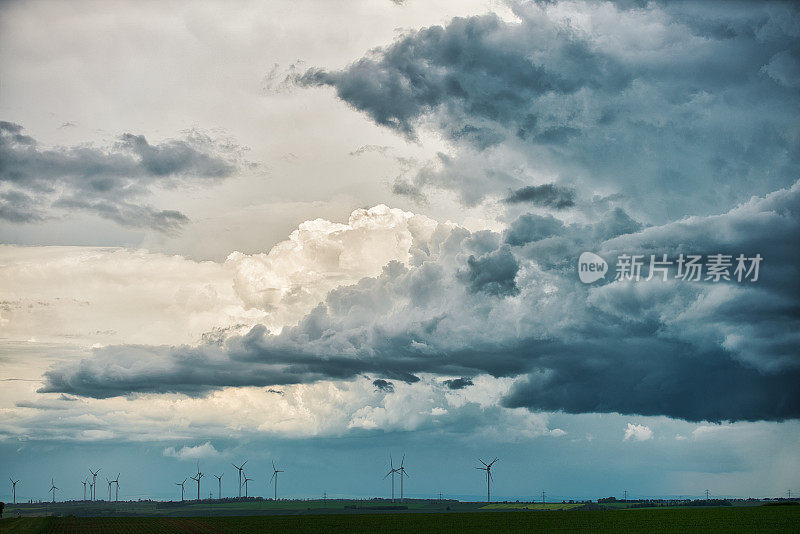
[49,478,59,503]
[475,457,498,503]
[176,478,187,501]
[383,455,398,502]
[112,473,120,501]
[214,473,224,499]
[242,474,254,498]
[106,478,113,501]
[232,460,247,498]
[270,461,284,501]
[89,468,101,500]
[190,462,205,501]
[89,481,94,502]
[81,478,88,501]
[10,477,19,504]
[398,455,409,502]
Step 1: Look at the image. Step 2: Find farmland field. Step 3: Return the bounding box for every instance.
[1,504,798,533]
[481,502,585,510]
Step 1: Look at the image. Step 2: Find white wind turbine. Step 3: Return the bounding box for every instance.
[270,461,284,501]
[383,455,399,502]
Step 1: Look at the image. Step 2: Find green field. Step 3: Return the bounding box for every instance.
[1,505,799,533]
[1,499,486,518]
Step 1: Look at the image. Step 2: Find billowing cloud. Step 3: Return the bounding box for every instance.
[293,2,800,221]
[226,204,439,330]
[623,423,653,442]
[0,122,246,232]
[37,181,800,422]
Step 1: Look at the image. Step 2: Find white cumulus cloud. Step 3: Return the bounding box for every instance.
[623,423,653,442]
[162,441,219,460]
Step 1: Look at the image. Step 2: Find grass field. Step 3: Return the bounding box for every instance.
[1,505,798,533]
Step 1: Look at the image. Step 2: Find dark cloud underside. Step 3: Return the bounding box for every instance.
[39,181,800,422]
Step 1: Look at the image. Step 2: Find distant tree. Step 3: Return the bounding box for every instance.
[0,501,5,518]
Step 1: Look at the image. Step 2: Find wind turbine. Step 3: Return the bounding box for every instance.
[270,461,284,501]
[398,455,410,502]
[10,477,19,504]
[476,457,498,503]
[176,478,187,501]
[190,462,204,501]
[232,460,247,498]
[383,455,398,502]
[106,477,113,501]
[49,478,59,503]
[112,473,120,502]
[81,478,88,501]
[242,474,254,498]
[214,473,224,499]
[89,468,101,500]
[89,481,94,502]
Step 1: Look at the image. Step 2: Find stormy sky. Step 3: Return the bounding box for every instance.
[1,0,798,502]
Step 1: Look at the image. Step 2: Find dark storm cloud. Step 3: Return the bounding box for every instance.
[0,122,243,232]
[443,377,473,390]
[38,180,800,422]
[457,246,520,296]
[501,339,800,423]
[0,189,46,222]
[294,13,629,140]
[504,184,575,209]
[504,214,565,246]
[372,379,394,392]
[293,2,800,219]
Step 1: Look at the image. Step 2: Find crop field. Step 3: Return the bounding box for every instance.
[1,504,798,533]
[1,499,485,518]
[481,502,585,511]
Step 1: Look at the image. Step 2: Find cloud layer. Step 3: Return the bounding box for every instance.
[0,122,244,232]
[39,181,800,422]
